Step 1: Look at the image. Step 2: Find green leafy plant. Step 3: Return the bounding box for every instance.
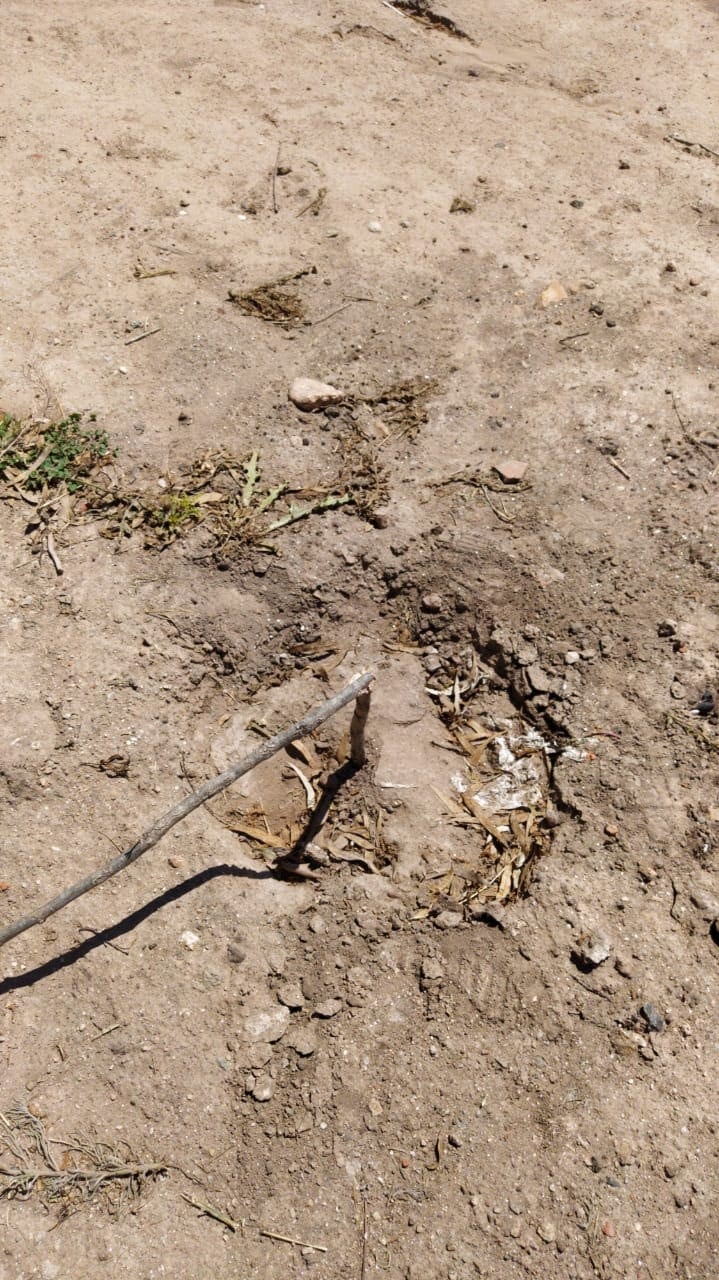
[0,413,112,493]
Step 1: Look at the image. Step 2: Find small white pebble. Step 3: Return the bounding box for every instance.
[367,220,382,233]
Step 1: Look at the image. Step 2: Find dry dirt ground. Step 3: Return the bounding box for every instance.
[1,1,719,1277]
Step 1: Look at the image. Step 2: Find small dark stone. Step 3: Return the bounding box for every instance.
[640,1002,665,1033]
[570,198,584,208]
[694,691,715,717]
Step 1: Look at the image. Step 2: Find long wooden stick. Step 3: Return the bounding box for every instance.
[0,673,374,950]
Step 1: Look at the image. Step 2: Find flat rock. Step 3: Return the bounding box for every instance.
[434,909,463,929]
[289,377,343,411]
[420,956,444,982]
[276,982,305,1011]
[314,998,343,1019]
[493,458,528,483]
[285,1026,318,1056]
[244,1005,290,1043]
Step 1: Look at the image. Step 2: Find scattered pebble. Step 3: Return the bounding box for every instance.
[565,650,580,665]
[573,931,612,969]
[250,1074,275,1102]
[601,1218,615,1237]
[248,1043,273,1069]
[540,281,567,307]
[180,930,200,951]
[421,593,443,613]
[604,823,619,838]
[420,957,444,983]
[308,914,327,935]
[314,998,343,1019]
[367,220,382,233]
[288,377,343,411]
[663,1158,681,1179]
[657,619,677,637]
[537,1220,556,1243]
[227,938,246,965]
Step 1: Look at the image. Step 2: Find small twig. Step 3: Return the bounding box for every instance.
[360,1196,369,1280]
[312,302,354,326]
[260,1227,327,1252]
[571,974,613,1000]
[670,391,714,466]
[665,133,719,160]
[183,1193,241,1232]
[606,455,631,481]
[133,262,176,279]
[271,143,282,214]
[480,484,516,523]
[559,330,590,344]
[77,925,130,955]
[90,1022,124,1041]
[0,673,374,950]
[46,532,64,575]
[312,296,375,327]
[124,327,162,346]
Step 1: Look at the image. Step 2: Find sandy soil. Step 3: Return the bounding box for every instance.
[1,1,718,1277]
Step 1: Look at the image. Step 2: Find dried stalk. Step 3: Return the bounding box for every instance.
[349,689,372,765]
[0,673,374,950]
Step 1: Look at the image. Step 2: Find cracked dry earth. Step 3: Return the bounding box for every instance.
[1,0,719,1277]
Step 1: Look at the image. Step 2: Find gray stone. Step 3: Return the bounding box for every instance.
[251,1074,275,1102]
[434,909,463,930]
[285,1026,318,1056]
[244,1005,290,1043]
[314,998,343,1019]
[277,983,305,1011]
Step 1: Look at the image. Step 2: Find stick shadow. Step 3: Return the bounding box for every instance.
[0,862,269,995]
